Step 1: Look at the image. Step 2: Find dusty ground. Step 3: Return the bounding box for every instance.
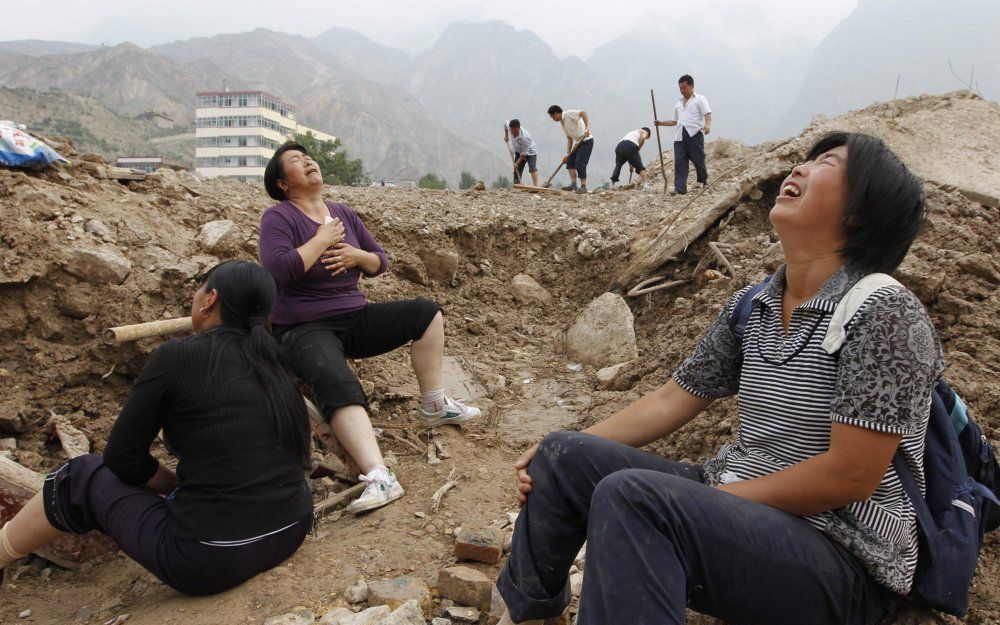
[1,91,998,624]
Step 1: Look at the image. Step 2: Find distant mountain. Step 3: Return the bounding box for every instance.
[587,27,813,145]
[0,85,194,165]
[774,0,1000,137]
[151,29,510,180]
[405,21,647,183]
[0,40,98,56]
[311,27,413,87]
[0,43,229,124]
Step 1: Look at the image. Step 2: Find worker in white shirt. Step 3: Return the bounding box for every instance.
[504,119,540,187]
[655,74,712,195]
[610,127,651,188]
[547,105,594,193]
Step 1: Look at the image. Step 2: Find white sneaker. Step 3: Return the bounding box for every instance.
[346,467,404,514]
[418,395,482,427]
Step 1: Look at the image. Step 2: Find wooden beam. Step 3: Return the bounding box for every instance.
[513,184,565,195]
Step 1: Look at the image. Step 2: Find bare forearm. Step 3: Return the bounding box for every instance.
[296,235,331,272]
[718,453,879,516]
[655,120,677,127]
[145,462,177,495]
[566,137,573,153]
[359,251,381,274]
[584,380,711,447]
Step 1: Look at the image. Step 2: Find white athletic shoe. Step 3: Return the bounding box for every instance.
[418,395,482,427]
[346,467,404,514]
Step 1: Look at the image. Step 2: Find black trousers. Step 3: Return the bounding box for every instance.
[272,299,441,417]
[673,127,707,193]
[498,432,897,625]
[567,139,594,180]
[43,454,311,596]
[610,140,645,183]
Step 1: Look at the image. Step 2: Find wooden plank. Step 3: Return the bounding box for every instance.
[314,482,366,518]
[52,417,91,459]
[513,184,565,194]
[1,455,116,568]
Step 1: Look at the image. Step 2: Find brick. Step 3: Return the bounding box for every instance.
[438,566,493,612]
[366,577,432,620]
[454,526,503,565]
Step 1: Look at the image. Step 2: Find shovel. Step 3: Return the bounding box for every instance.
[543,139,585,189]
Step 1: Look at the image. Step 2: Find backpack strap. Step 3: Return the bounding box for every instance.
[820,273,904,354]
[728,276,771,344]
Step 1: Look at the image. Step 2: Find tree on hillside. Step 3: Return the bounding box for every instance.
[491,175,512,189]
[419,173,448,189]
[458,171,477,190]
[294,131,366,186]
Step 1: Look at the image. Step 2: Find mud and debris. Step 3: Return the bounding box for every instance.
[0,91,998,624]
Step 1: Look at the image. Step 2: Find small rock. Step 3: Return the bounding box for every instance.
[503,531,513,554]
[397,260,429,286]
[595,361,634,391]
[445,606,480,624]
[372,599,424,625]
[470,180,486,191]
[0,438,16,451]
[574,544,586,569]
[367,577,432,619]
[570,572,584,597]
[454,526,504,565]
[320,605,390,625]
[486,588,506,625]
[511,274,553,306]
[19,609,32,619]
[438,566,493,612]
[64,246,132,285]
[85,218,115,241]
[431,619,452,625]
[197,220,240,254]
[0,413,27,434]
[344,577,369,604]
[465,320,486,335]
[562,293,638,367]
[264,609,315,625]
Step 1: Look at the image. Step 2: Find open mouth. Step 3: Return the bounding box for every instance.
[779,182,801,198]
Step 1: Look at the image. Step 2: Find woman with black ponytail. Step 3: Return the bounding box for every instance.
[0,261,312,595]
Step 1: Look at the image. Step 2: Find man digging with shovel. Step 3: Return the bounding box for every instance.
[505,119,539,187]
[548,105,594,193]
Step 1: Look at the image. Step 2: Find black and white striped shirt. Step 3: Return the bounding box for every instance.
[674,263,944,594]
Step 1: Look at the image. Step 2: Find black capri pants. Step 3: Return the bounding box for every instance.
[611,140,645,183]
[567,138,594,180]
[272,298,441,418]
[43,454,310,596]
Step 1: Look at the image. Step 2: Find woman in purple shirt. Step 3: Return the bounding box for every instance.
[259,142,481,514]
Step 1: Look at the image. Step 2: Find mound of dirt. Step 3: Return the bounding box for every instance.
[1,91,998,625]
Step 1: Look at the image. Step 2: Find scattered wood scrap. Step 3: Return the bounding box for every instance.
[431,467,458,512]
[314,482,366,519]
[50,414,91,459]
[513,184,565,194]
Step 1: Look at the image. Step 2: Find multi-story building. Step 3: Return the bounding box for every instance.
[195,90,335,183]
[116,156,164,173]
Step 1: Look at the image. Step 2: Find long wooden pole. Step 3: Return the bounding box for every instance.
[651,89,669,193]
[103,316,193,344]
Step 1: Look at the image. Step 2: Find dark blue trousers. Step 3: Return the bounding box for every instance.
[498,432,896,625]
[673,127,707,193]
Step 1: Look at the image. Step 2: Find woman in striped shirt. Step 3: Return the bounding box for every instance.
[497,132,943,625]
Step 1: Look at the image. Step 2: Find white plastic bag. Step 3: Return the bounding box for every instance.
[0,121,67,167]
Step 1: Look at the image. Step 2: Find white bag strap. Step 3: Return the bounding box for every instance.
[820,273,904,354]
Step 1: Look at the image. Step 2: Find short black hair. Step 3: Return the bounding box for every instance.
[641,127,651,136]
[547,105,563,116]
[509,119,521,129]
[679,74,694,86]
[264,142,309,201]
[805,132,925,274]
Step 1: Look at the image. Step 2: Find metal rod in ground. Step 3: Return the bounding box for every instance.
[651,89,669,193]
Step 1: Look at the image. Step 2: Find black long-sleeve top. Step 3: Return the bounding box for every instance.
[103,329,312,541]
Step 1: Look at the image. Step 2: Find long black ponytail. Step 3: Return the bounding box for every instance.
[200,260,310,460]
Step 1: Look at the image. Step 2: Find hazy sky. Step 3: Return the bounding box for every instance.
[10,0,858,58]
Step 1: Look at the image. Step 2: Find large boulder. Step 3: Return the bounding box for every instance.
[197,220,239,254]
[64,246,132,285]
[563,293,638,367]
[511,274,553,306]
